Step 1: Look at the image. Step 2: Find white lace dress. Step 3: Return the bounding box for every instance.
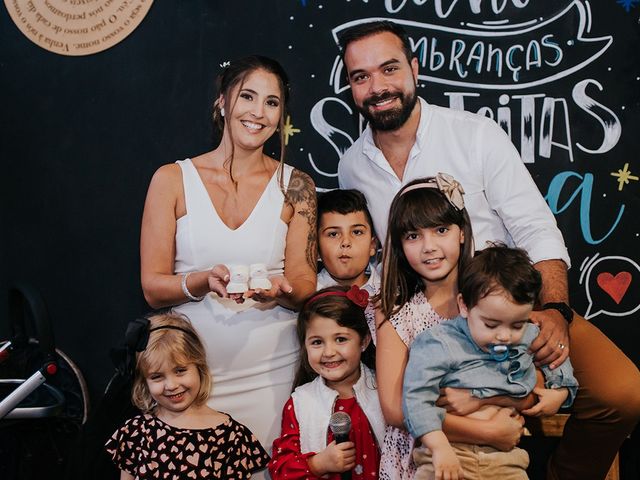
[366,291,447,480]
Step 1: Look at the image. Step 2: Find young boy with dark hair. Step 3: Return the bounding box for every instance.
[403,245,578,480]
[316,189,379,293]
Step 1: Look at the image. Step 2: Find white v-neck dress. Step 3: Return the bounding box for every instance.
[172,159,298,460]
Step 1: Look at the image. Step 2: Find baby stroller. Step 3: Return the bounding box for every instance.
[66,317,143,480]
[0,283,89,480]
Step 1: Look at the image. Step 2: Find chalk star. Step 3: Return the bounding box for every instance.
[610,163,639,191]
[283,115,300,146]
[617,0,639,13]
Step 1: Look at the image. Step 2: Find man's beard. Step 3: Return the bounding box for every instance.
[359,89,418,131]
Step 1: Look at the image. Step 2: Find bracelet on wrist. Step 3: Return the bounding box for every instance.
[181,272,205,302]
[542,302,573,324]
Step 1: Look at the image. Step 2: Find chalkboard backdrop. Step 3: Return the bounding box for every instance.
[1,0,638,476]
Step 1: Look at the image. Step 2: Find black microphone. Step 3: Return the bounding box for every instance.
[329,411,352,480]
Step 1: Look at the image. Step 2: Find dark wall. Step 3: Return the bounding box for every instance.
[2,0,638,412]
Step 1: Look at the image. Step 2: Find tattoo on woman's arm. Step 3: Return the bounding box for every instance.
[287,170,318,271]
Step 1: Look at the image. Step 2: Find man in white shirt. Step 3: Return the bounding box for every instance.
[337,20,640,480]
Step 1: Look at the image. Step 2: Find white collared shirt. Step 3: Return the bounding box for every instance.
[338,97,570,267]
[316,263,381,295]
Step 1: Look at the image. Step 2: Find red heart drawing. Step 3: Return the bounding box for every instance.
[596,272,632,304]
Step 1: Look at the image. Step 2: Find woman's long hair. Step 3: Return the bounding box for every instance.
[212,55,290,192]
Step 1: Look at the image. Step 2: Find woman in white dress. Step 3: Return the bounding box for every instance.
[139,56,317,473]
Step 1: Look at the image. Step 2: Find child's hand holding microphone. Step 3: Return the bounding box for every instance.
[308,411,355,478]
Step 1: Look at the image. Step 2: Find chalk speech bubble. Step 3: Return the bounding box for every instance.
[579,254,639,320]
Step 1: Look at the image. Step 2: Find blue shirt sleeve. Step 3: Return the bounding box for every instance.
[402,329,450,440]
[541,359,579,408]
[526,323,579,407]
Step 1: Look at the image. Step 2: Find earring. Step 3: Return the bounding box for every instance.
[220,107,225,117]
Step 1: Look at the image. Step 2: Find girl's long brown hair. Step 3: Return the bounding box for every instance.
[379,177,474,319]
[292,286,375,391]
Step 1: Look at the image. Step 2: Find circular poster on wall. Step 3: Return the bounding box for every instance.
[4,0,154,56]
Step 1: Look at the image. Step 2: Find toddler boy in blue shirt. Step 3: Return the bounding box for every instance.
[403,245,578,480]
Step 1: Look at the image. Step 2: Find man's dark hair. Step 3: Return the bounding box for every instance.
[460,244,542,309]
[337,20,413,64]
[317,189,375,233]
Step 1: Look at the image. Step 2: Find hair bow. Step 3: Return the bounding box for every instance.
[400,172,465,211]
[434,172,465,211]
[125,317,152,352]
[346,285,369,308]
[108,318,150,379]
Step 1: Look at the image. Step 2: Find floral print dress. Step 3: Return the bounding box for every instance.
[366,291,447,480]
